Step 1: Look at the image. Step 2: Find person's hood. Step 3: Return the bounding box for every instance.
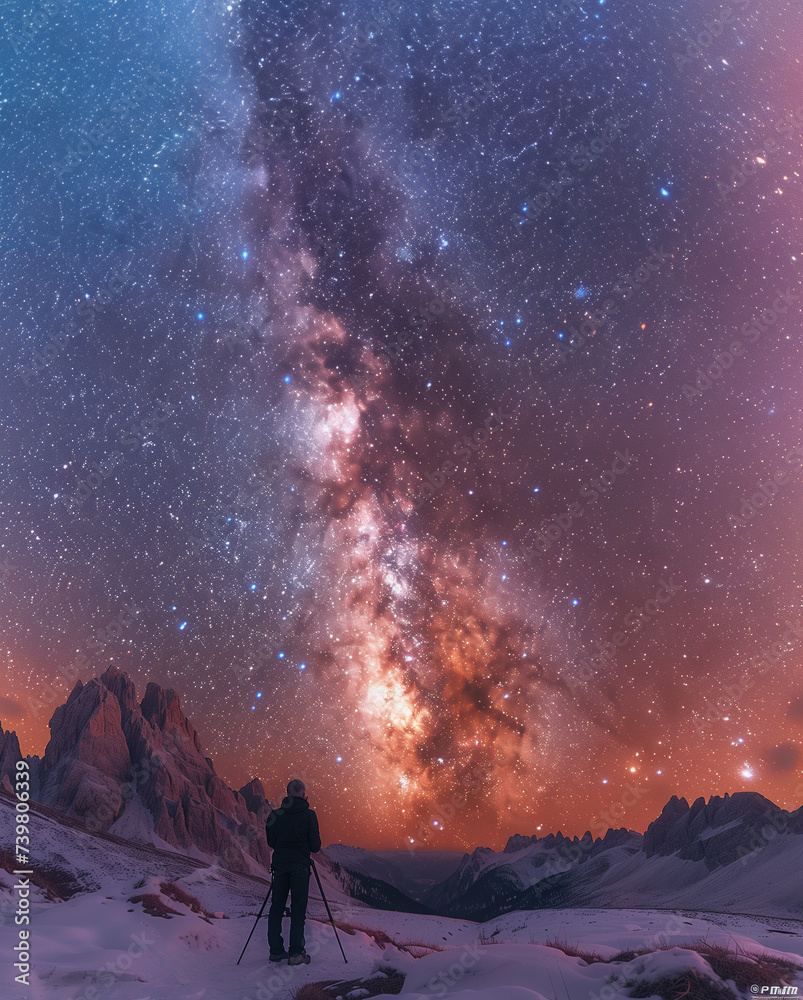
[279,795,310,813]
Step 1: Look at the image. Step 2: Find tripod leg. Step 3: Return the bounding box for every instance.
[310,859,347,964]
[237,882,273,965]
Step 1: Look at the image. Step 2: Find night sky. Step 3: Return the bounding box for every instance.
[2,0,803,851]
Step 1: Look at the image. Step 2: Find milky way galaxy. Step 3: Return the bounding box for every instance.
[2,0,803,848]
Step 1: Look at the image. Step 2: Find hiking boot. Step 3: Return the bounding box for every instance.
[269,951,289,962]
[288,951,310,966]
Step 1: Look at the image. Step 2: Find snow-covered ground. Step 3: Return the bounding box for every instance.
[3,866,803,1000]
[2,799,802,1000]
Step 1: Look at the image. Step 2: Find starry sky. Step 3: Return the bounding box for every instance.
[2,0,803,851]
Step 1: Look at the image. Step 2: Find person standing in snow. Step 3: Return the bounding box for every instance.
[266,778,322,965]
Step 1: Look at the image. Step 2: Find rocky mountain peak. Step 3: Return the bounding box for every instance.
[29,666,269,874]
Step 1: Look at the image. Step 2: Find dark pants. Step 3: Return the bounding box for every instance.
[267,859,310,957]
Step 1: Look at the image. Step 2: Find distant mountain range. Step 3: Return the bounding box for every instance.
[3,666,802,921]
[336,796,803,921]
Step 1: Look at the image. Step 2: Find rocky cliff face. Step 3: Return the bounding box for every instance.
[34,665,271,874]
[642,791,797,868]
[0,723,22,792]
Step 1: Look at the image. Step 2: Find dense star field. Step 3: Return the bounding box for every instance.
[1,0,803,850]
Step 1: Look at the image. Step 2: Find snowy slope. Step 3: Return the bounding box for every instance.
[4,870,803,1000]
[0,793,355,916]
[324,844,416,894]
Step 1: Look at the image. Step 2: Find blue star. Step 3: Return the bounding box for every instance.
[660,187,670,197]
[179,621,188,630]
[241,250,249,259]
[283,375,291,383]
[196,312,204,321]
[250,583,257,591]
[571,599,579,606]
[278,651,285,659]
[256,692,262,698]
[336,755,342,762]
[299,663,306,671]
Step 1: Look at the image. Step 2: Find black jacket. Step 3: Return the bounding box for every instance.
[266,796,321,864]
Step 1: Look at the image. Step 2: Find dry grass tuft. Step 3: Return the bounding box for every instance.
[160,881,217,921]
[128,892,183,918]
[541,935,607,964]
[331,921,442,955]
[626,969,735,1000]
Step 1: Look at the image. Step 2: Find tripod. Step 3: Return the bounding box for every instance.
[236,860,347,965]
[236,876,273,966]
[310,858,347,964]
